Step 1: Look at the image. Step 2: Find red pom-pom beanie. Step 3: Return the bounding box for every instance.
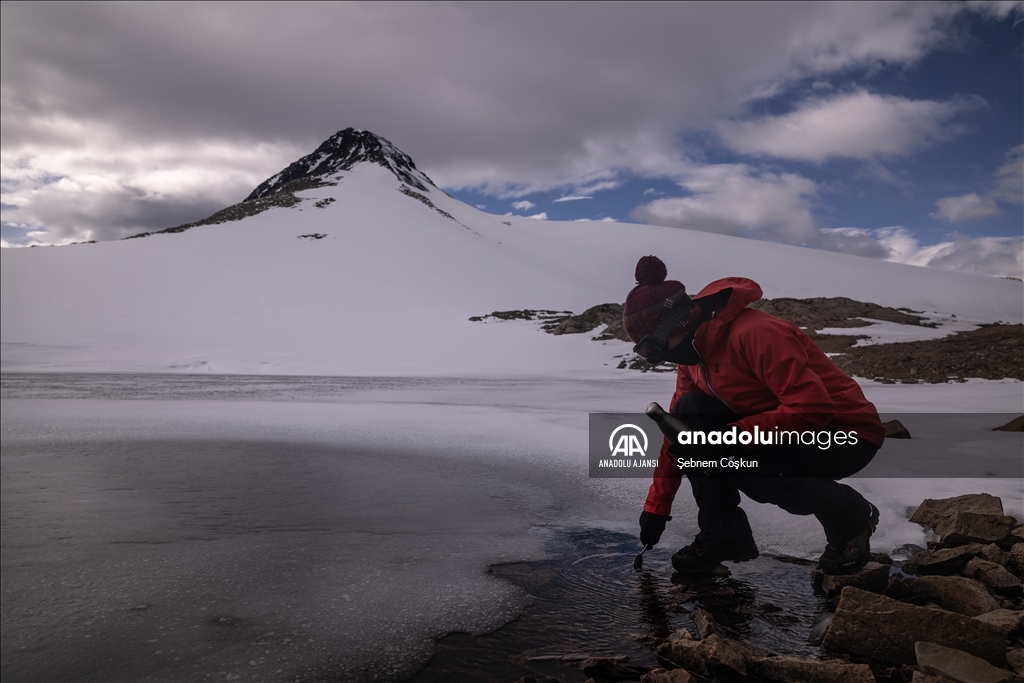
[623,256,686,343]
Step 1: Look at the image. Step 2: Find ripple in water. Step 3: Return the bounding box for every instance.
[413,528,832,682]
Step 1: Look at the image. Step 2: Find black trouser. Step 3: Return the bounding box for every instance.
[675,391,877,546]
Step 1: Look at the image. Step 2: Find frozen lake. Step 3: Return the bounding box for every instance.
[2,373,1021,681]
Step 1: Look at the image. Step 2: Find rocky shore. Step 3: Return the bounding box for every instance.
[505,493,1023,683]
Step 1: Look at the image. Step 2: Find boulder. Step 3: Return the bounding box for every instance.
[936,512,1018,546]
[701,634,765,677]
[655,629,774,678]
[974,609,1023,638]
[1011,525,1024,543]
[812,562,890,597]
[822,587,1007,666]
[915,642,1016,683]
[883,419,912,439]
[640,670,694,683]
[964,557,1023,595]
[747,656,876,683]
[655,629,711,677]
[911,494,1004,530]
[904,544,986,575]
[902,575,1002,616]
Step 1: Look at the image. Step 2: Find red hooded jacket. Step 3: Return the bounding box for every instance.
[643,277,885,516]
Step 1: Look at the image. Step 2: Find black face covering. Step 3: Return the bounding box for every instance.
[662,334,702,365]
[661,289,732,366]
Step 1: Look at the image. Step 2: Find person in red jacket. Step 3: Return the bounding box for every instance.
[624,255,885,575]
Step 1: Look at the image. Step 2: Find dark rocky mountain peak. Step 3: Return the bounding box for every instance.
[246,128,435,201]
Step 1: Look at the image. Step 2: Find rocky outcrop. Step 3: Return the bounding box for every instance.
[831,324,1024,383]
[545,303,630,342]
[992,415,1024,432]
[247,128,435,199]
[747,297,934,331]
[882,420,912,439]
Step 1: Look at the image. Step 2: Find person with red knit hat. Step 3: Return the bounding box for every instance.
[624,255,885,575]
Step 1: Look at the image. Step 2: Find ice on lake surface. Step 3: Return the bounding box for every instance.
[2,373,1021,681]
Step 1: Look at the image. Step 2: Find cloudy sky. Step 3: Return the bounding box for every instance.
[2,2,1022,277]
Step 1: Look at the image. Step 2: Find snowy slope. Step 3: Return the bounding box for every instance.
[2,134,1021,376]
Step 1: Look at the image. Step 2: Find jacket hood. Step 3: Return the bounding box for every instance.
[693,277,763,323]
[691,277,763,354]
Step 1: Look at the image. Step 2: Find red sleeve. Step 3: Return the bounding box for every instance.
[732,320,835,442]
[668,364,698,412]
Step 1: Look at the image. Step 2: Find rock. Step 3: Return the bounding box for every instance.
[640,669,694,683]
[964,557,1023,595]
[656,629,708,677]
[1008,648,1024,675]
[904,575,1002,616]
[911,672,950,683]
[974,609,1023,638]
[980,544,1013,566]
[822,587,1007,667]
[1010,544,1024,576]
[692,608,721,639]
[580,657,648,680]
[748,655,876,683]
[700,635,756,677]
[915,642,1016,683]
[655,629,774,678]
[812,562,890,597]
[936,512,1018,546]
[904,544,986,575]
[1011,525,1024,542]
[883,420,912,439]
[911,494,1004,529]
[992,415,1024,432]
[870,552,894,565]
[809,611,834,646]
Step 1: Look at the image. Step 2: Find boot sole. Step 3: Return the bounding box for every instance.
[671,546,759,574]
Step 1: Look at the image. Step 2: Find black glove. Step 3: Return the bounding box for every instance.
[639,510,671,548]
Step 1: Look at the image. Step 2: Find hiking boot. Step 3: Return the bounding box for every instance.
[819,502,880,575]
[671,536,759,573]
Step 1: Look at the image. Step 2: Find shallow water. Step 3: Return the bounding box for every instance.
[413,529,831,682]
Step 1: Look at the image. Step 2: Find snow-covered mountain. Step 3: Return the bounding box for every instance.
[2,129,1021,376]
